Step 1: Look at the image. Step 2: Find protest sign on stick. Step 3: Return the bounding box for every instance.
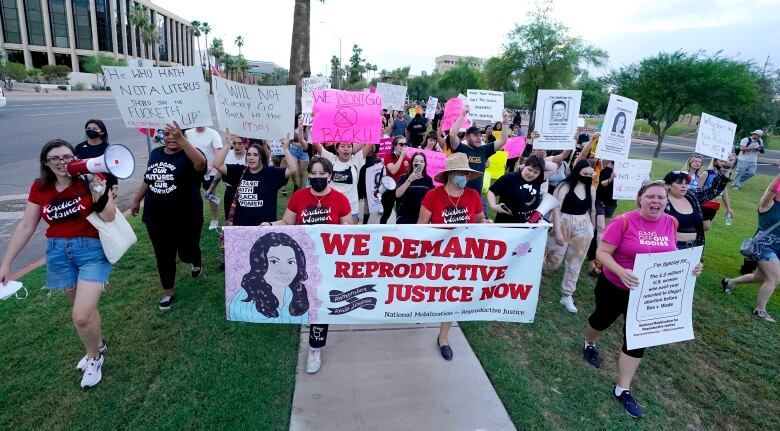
[311,89,383,144]
[406,147,447,185]
[365,163,385,214]
[103,65,212,128]
[301,76,332,126]
[595,94,638,161]
[613,159,653,200]
[695,113,737,161]
[440,97,472,131]
[213,77,295,139]
[376,82,407,111]
[503,136,526,158]
[425,97,438,119]
[532,90,582,150]
[467,90,504,123]
[626,246,703,350]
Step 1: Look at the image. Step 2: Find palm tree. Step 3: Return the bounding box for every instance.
[190,20,203,68]
[129,5,149,58]
[289,0,325,112]
[202,22,213,91]
[208,38,225,76]
[222,54,236,81]
[142,23,160,66]
[235,35,244,58]
[235,55,250,83]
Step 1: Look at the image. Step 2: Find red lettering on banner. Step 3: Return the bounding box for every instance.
[478,283,534,301]
[334,261,350,278]
[321,233,370,255]
[385,284,475,304]
[379,236,507,260]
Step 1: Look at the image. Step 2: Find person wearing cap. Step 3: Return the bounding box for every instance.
[418,153,487,360]
[733,130,764,190]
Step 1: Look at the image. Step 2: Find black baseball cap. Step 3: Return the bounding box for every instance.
[466,126,481,135]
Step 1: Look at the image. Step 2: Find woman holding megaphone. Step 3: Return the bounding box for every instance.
[0,139,116,388]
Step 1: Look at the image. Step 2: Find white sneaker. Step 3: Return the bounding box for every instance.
[560,295,578,313]
[208,220,219,230]
[76,340,108,371]
[306,347,322,374]
[80,354,104,388]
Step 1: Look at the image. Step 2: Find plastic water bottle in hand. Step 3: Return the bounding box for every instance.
[206,193,221,204]
[725,213,733,226]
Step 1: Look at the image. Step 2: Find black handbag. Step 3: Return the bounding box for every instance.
[739,219,780,260]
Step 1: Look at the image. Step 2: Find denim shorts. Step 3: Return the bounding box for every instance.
[289,144,310,161]
[759,247,780,262]
[45,237,112,289]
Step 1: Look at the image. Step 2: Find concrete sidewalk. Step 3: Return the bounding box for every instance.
[289,323,517,431]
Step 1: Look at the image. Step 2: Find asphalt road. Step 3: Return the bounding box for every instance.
[0,94,777,274]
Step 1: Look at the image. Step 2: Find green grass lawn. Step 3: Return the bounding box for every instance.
[1,164,778,430]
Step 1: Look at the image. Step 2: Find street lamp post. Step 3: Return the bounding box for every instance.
[320,21,342,89]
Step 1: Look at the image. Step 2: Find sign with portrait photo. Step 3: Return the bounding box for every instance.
[595,94,638,161]
[532,90,582,150]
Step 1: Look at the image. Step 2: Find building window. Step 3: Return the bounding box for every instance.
[124,0,131,54]
[5,49,25,64]
[157,14,167,62]
[95,0,112,51]
[71,0,92,50]
[48,0,69,47]
[54,52,71,66]
[114,0,123,53]
[25,0,46,46]
[1,0,22,44]
[30,50,48,68]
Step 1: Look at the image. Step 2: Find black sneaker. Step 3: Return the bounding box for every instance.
[437,337,453,361]
[583,344,601,368]
[190,264,202,278]
[721,278,733,294]
[615,390,645,418]
[218,262,225,271]
[159,295,175,310]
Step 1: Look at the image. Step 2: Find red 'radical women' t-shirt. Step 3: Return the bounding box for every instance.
[421,186,483,224]
[28,179,99,238]
[287,188,351,225]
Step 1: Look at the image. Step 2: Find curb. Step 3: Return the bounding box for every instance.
[632,136,780,165]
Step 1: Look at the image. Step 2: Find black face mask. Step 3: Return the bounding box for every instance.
[85,129,101,139]
[578,175,592,184]
[310,177,328,192]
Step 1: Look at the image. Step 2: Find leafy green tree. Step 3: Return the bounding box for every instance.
[329,55,344,88]
[575,72,609,115]
[234,35,245,57]
[482,55,516,91]
[0,62,27,90]
[346,44,366,85]
[208,38,225,73]
[40,64,71,83]
[82,54,127,88]
[730,70,780,145]
[259,67,289,86]
[437,59,481,96]
[190,20,203,67]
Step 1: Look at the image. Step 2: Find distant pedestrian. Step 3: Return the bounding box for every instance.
[733,130,765,190]
[185,126,223,230]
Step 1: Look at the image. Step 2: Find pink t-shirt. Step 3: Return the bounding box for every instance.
[601,210,678,290]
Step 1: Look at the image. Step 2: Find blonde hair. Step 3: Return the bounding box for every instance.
[635,180,667,208]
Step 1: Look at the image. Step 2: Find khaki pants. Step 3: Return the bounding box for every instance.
[544,213,594,296]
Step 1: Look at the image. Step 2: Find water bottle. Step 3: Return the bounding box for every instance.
[206,193,221,204]
[725,213,732,226]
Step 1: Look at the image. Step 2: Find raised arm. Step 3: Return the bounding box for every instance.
[493,111,512,152]
[167,122,206,172]
[448,105,470,151]
[281,134,298,178]
[759,172,780,211]
[212,130,235,177]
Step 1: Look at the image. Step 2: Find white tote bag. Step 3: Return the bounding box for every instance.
[87,211,137,264]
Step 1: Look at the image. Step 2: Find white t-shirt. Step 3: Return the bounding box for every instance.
[737,137,761,163]
[225,150,246,166]
[320,149,365,215]
[185,127,224,179]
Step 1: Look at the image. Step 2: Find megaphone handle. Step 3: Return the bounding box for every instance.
[86,173,106,194]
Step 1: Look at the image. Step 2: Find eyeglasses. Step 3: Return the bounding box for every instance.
[46,155,75,164]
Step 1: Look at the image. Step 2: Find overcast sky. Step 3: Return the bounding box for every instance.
[156,0,780,77]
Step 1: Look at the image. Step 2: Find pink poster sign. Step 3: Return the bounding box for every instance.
[503,136,526,158]
[311,89,383,144]
[406,147,448,186]
[440,97,472,132]
[377,137,394,158]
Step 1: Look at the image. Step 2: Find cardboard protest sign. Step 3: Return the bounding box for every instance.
[425,97,438,119]
[595,94,638,161]
[613,159,653,200]
[103,65,211,128]
[467,90,504,123]
[364,162,385,214]
[440,97,472,132]
[311,89,383,144]
[267,140,284,157]
[532,90,582,150]
[695,113,737,161]
[626,246,702,350]
[213,77,295,140]
[406,147,447,186]
[224,224,549,324]
[486,151,508,180]
[377,137,394,158]
[503,136,526,158]
[301,76,332,126]
[376,82,407,111]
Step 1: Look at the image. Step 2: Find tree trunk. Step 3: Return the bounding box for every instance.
[527,87,539,136]
[650,121,664,158]
[205,34,212,93]
[289,0,311,113]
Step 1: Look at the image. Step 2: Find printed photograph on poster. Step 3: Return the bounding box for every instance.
[466,90,504,123]
[213,77,295,140]
[425,97,438,119]
[365,163,385,214]
[532,90,582,150]
[695,113,737,160]
[626,246,703,350]
[595,94,638,161]
[613,159,653,200]
[376,82,407,111]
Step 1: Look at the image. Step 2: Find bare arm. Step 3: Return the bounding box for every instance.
[448,105,470,151]
[269,209,298,226]
[542,161,558,180]
[168,122,206,172]
[417,207,432,224]
[493,113,512,152]
[339,214,354,224]
[281,135,298,178]
[212,139,232,177]
[0,203,42,282]
[759,172,780,211]
[130,182,149,217]
[550,150,572,165]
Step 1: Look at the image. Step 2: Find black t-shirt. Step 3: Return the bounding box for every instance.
[406,117,428,148]
[223,164,287,225]
[432,111,443,131]
[456,143,495,192]
[596,167,616,206]
[75,140,118,188]
[142,147,206,225]
[358,155,382,200]
[489,172,544,223]
[396,175,435,224]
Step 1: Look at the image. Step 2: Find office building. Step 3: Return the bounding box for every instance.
[435,55,483,73]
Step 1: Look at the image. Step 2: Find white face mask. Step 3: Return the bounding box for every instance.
[0,281,27,300]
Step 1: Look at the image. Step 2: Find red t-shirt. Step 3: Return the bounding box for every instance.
[287,188,351,225]
[421,186,483,224]
[383,152,411,182]
[28,179,99,238]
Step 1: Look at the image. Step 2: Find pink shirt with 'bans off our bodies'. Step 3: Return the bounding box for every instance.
[601,210,678,291]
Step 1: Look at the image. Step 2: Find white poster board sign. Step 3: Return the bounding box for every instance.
[267,140,284,157]
[532,90,582,150]
[364,163,385,214]
[103,65,212,128]
[301,76,332,126]
[213,77,295,140]
[425,97,438,120]
[595,94,638,161]
[467,90,504,123]
[613,159,653,200]
[376,83,407,112]
[695,113,737,161]
[626,246,703,350]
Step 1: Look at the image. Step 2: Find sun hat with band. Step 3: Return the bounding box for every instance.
[434,152,483,184]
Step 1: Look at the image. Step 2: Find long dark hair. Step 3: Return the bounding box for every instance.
[557,159,592,200]
[84,119,109,142]
[241,232,309,318]
[247,143,269,168]
[410,152,431,180]
[38,139,76,187]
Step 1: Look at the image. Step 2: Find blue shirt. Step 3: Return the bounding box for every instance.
[391,119,408,137]
[229,287,309,324]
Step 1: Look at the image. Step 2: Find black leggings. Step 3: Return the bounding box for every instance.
[309,324,329,348]
[587,275,646,359]
[379,190,396,224]
[146,218,203,291]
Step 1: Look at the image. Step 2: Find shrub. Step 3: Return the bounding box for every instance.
[57,85,68,90]
[0,62,27,90]
[34,85,41,93]
[41,64,72,84]
[73,82,86,91]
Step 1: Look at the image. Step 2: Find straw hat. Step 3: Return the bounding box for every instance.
[434,153,483,184]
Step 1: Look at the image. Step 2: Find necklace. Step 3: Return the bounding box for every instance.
[446,189,463,209]
[311,189,326,208]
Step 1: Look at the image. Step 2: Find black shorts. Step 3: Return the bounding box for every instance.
[595,201,617,218]
[701,205,718,221]
[587,275,645,359]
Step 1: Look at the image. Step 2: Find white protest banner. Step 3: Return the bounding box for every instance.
[301,76,332,126]
[224,224,549,324]
[213,77,295,140]
[425,97,438,119]
[595,94,638,161]
[626,246,703,350]
[103,65,211,128]
[532,90,582,150]
[467,90,504,123]
[365,163,385,214]
[376,82,407,112]
[267,140,284,157]
[613,159,653,200]
[695,113,737,161]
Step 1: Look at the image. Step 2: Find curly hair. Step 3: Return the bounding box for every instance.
[241,232,309,318]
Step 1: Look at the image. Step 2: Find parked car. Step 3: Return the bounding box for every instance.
[0,88,6,108]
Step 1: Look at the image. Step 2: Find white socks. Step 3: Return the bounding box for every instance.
[614,385,629,397]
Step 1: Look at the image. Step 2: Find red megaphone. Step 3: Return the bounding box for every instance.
[67,144,136,179]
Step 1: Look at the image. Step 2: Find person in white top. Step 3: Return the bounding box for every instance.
[311,141,373,223]
[185,126,224,230]
[733,129,765,190]
[206,135,246,221]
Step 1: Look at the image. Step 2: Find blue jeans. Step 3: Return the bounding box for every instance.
[289,144,309,161]
[733,160,757,187]
[45,237,112,289]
